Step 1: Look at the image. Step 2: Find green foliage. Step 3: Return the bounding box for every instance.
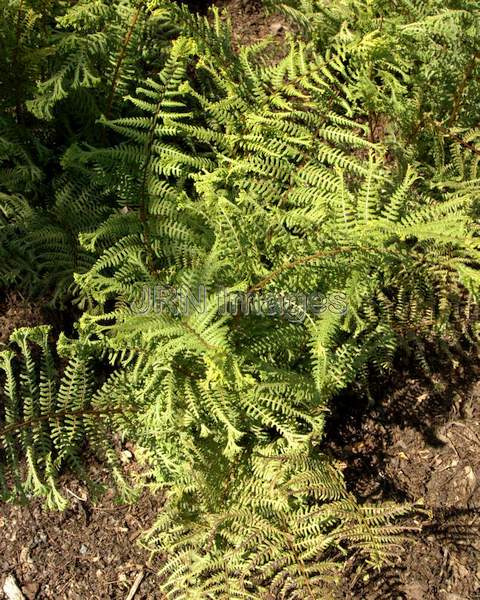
[0,326,135,508]
[264,0,480,157]
[0,0,479,596]
[0,0,180,301]
[147,449,411,599]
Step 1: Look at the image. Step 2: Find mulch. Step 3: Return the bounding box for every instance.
[327,361,480,599]
[0,474,164,600]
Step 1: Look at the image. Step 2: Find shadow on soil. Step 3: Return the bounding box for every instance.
[325,351,480,599]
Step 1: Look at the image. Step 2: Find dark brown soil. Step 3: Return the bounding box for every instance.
[215,0,290,49]
[0,476,164,599]
[327,360,480,600]
[0,291,77,345]
[0,293,45,345]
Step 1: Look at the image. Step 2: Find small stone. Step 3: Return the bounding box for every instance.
[79,544,88,555]
[3,574,26,600]
[404,582,428,600]
[269,21,285,35]
[120,450,133,464]
[33,531,46,545]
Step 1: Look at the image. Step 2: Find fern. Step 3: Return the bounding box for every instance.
[0,0,479,596]
[0,326,137,508]
[145,448,412,599]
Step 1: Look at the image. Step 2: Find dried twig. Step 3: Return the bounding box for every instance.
[125,571,144,600]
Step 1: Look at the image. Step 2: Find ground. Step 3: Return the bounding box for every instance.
[0,482,164,600]
[1,1,480,598]
[329,364,480,599]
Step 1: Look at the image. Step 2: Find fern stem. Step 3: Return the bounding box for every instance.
[447,51,480,127]
[138,120,157,273]
[0,404,132,440]
[182,321,223,354]
[368,111,376,143]
[278,510,318,600]
[137,63,176,273]
[12,0,25,124]
[105,2,144,121]
[428,117,480,158]
[248,247,359,293]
